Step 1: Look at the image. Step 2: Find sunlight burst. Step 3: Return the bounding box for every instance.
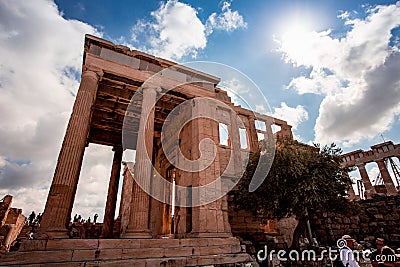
[275,19,319,67]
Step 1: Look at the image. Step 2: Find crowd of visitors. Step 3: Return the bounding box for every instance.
[69,213,101,239]
[337,235,399,267]
[27,211,102,239]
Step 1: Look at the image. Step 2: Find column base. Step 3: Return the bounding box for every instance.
[384,183,398,195]
[122,229,152,239]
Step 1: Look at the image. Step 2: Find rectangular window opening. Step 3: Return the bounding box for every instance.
[219,122,230,146]
[257,132,265,141]
[271,124,281,134]
[239,128,248,149]
[255,120,266,131]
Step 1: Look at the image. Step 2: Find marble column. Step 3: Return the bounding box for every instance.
[376,159,397,195]
[119,163,134,236]
[39,68,102,238]
[356,163,376,198]
[123,85,158,238]
[102,145,123,238]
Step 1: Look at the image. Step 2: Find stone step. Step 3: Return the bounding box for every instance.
[1,253,252,267]
[0,238,252,266]
[19,237,241,251]
[0,244,242,264]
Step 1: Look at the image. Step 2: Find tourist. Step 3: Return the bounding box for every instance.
[70,225,79,238]
[93,213,98,224]
[36,213,42,224]
[28,211,35,226]
[79,224,86,239]
[371,238,385,267]
[340,235,360,267]
[379,246,397,267]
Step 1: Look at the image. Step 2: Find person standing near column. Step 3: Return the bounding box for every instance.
[340,235,360,267]
[371,238,385,267]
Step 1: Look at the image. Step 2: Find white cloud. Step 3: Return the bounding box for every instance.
[338,10,351,20]
[130,0,247,60]
[276,2,400,147]
[220,78,250,107]
[0,0,114,219]
[0,156,6,168]
[130,0,207,60]
[272,102,308,130]
[151,1,207,60]
[205,1,247,35]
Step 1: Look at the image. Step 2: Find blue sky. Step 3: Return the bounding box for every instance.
[52,0,400,150]
[0,0,399,218]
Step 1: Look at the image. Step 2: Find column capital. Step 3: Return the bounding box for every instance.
[82,66,103,80]
[356,163,366,169]
[141,84,162,94]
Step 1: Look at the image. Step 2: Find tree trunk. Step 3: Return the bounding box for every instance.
[289,215,308,251]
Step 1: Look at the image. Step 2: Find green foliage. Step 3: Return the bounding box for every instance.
[235,137,361,220]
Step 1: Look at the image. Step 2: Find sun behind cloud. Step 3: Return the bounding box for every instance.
[275,3,400,147]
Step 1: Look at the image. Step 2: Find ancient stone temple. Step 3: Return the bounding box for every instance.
[341,141,400,199]
[0,35,293,266]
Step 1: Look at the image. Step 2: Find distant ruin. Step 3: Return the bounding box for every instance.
[341,141,400,199]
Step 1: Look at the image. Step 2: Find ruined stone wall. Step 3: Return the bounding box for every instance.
[228,206,266,241]
[0,195,12,227]
[228,194,298,248]
[1,196,26,253]
[229,194,400,249]
[310,194,400,246]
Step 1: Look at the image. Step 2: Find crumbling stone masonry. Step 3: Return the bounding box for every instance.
[310,194,400,247]
[0,195,26,253]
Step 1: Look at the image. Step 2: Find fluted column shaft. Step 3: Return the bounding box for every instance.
[39,68,101,238]
[356,163,376,198]
[376,159,397,195]
[102,145,123,238]
[123,86,158,238]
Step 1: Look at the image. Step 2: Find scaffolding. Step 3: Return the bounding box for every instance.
[373,157,400,188]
